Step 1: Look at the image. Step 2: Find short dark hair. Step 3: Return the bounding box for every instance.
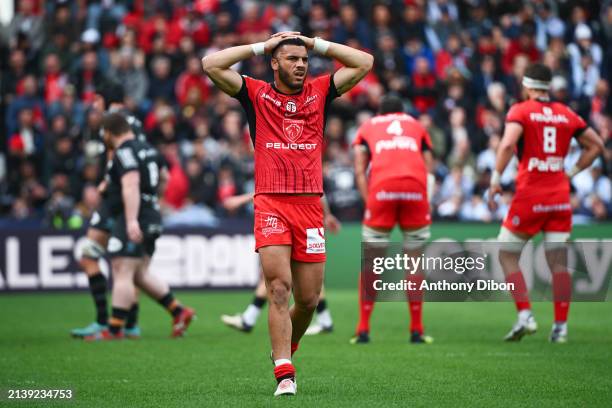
[101,112,131,136]
[272,37,307,57]
[99,82,125,105]
[379,95,404,114]
[524,63,552,83]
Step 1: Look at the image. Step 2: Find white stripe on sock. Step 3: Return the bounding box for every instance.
[274,359,292,367]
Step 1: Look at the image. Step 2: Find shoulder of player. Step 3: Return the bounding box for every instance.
[242,75,267,90]
[305,74,333,96]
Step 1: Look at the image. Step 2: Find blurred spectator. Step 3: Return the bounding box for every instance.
[47,86,86,131]
[7,108,45,175]
[430,4,461,52]
[332,4,371,50]
[109,48,148,110]
[502,25,540,75]
[272,4,302,34]
[71,49,107,104]
[435,34,469,80]
[409,57,437,114]
[147,56,176,104]
[42,53,68,104]
[8,0,45,52]
[5,74,45,136]
[175,55,210,107]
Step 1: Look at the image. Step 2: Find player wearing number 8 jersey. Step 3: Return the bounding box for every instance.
[489,63,603,344]
[202,32,373,396]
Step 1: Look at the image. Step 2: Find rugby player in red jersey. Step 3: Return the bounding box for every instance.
[351,95,435,345]
[202,32,372,396]
[488,63,603,343]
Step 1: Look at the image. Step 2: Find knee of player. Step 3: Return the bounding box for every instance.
[268,278,291,305]
[294,292,319,311]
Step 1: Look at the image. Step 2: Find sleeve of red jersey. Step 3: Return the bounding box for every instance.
[312,74,339,100]
[505,103,524,126]
[352,123,365,147]
[567,107,589,138]
[232,75,265,103]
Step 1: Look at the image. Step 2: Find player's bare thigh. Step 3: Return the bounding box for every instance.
[259,245,293,305]
[110,257,141,309]
[290,260,324,308]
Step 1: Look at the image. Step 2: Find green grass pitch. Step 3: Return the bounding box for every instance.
[1,290,611,407]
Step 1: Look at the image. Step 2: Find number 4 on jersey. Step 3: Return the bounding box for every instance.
[386,120,403,136]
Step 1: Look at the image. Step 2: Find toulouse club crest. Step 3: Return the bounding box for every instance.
[283,118,304,142]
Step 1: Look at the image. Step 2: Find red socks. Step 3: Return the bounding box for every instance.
[553,271,571,322]
[274,363,295,383]
[407,274,424,334]
[291,342,299,356]
[506,271,531,311]
[357,273,375,333]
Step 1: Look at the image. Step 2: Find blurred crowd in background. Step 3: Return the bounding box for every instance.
[0,0,610,228]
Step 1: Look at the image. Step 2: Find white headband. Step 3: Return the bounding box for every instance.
[522,76,550,90]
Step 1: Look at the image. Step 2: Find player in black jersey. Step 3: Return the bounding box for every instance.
[71,84,147,339]
[85,113,194,340]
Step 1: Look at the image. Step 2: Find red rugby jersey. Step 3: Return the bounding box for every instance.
[233,74,339,194]
[505,99,587,199]
[352,113,432,189]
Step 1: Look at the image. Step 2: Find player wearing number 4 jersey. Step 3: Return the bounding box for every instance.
[202,32,372,396]
[351,95,435,345]
[488,63,603,343]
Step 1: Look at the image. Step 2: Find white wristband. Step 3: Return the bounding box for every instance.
[490,170,501,186]
[313,37,330,55]
[566,165,581,178]
[251,42,265,56]
[427,173,435,203]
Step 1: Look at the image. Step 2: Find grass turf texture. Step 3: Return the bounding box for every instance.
[1,291,611,407]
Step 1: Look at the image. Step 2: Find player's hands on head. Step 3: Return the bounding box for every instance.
[324,214,342,234]
[264,31,301,54]
[295,35,315,49]
[127,220,143,243]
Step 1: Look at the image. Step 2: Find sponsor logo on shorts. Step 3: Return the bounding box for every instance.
[306,227,325,254]
[260,213,287,237]
[375,191,423,201]
[532,203,571,213]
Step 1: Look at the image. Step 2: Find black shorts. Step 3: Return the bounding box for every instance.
[89,199,115,233]
[107,208,162,258]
